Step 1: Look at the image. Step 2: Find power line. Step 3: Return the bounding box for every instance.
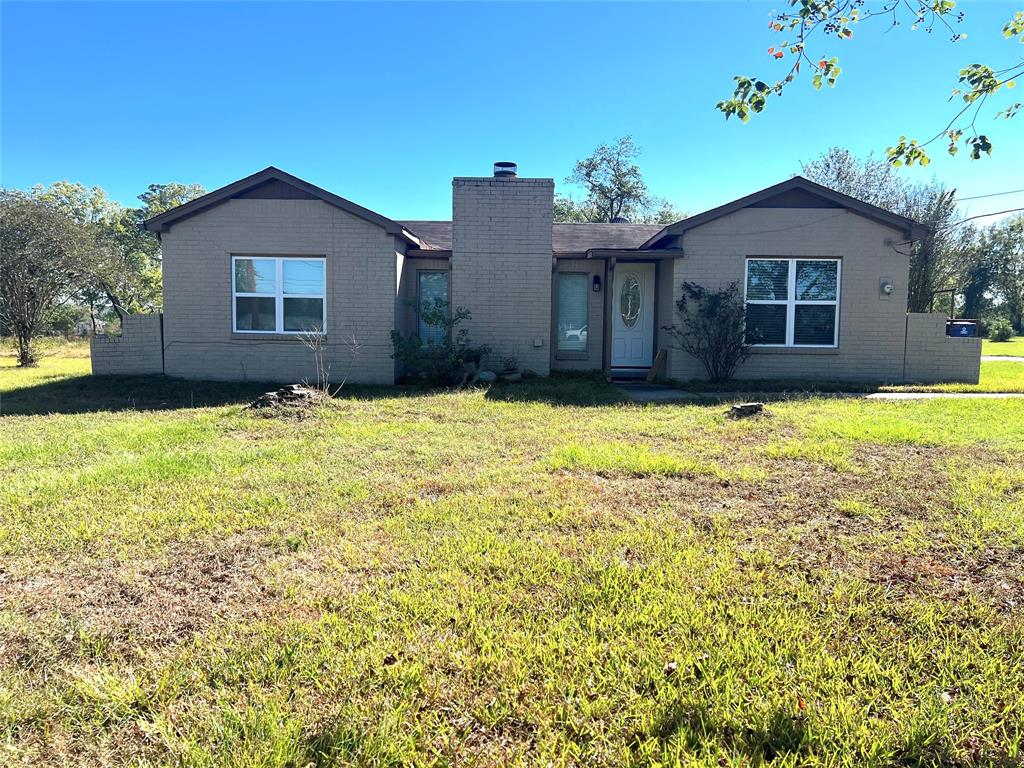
[955,188,1024,202]
[891,206,1023,247]
[947,207,1024,227]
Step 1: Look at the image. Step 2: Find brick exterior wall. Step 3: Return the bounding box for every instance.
[452,177,554,376]
[904,312,981,383]
[667,208,913,383]
[160,199,403,384]
[93,176,979,388]
[90,314,163,375]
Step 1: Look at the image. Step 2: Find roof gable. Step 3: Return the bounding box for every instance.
[144,167,420,245]
[641,176,925,248]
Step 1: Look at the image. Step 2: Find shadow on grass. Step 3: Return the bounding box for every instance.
[677,378,884,395]
[638,700,813,762]
[1,371,629,416]
[3,369,857,417]
[0,374,278,416]
[484,372,632,407]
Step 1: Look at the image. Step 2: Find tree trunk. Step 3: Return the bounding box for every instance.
[16,331,36,367]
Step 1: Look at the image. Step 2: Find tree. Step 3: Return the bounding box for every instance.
[718,3,1024,166]
[34,181,118,224]
[954,224,996,321]
[33,180,205,321]
[137,182,206,217]
[987,214,1024,331]
[801,148,959,312]
[556,136,684,224]
[0,191,92,365]
[43,304,89,339]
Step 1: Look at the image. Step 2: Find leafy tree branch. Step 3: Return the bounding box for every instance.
[717,1,1023,165]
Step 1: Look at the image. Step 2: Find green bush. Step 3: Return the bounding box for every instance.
[663,281,753,382]
[989,319,1014,342]
[391,300,490,386]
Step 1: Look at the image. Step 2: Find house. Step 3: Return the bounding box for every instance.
[91,164,981,385]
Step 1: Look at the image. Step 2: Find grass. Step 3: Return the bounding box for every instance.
[2,342,1024,766]
[983,335,1024,357]
[679,360,1024,394]
[882,360,1024,394]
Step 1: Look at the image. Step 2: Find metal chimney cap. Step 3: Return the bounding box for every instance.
[610,216,630,224]
[493,161,517,178]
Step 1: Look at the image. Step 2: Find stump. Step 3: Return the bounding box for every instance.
[727,402,765,419]
[246,384,323,410]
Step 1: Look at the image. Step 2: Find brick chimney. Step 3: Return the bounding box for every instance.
[451,163,554,375]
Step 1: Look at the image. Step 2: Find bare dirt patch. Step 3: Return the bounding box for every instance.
[1,535,286,663]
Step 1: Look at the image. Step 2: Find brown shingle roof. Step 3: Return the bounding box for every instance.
[398,221,665,252]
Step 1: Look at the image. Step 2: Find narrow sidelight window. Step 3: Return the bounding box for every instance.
[557,273,589,352]
[744,258,840,347]
[417,271,450,345]
[233,256,326,334]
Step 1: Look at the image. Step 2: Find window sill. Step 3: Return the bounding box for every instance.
[748,346,840,356]
[555,350,590,361]
[230,333,326,341]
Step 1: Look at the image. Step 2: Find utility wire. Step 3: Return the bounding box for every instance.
[891,206,1024,247]
[947,207,1024,227]
[954,188,1024,202]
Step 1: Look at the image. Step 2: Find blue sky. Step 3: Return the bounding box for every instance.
[2,1,1022,222]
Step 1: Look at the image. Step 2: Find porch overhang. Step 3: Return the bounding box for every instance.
[581,248,684,260]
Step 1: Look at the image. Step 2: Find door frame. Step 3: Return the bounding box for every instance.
[603,258,661,377]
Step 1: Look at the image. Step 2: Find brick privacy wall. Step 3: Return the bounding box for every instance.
[667,208,912,383]
[90,314,163,375]
[452,177,554,375]
[904,312,981,383]
[551,258,604,372]
[161,199,402,384]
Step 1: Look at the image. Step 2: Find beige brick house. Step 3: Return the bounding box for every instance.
[92,164,981,384]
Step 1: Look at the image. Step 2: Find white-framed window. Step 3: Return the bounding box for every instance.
[744,258,840,347]
[417,270,449,345]
[557,273,589,352]
[232,256,326,334]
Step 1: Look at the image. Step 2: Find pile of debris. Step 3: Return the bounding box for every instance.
[246,384,324,410]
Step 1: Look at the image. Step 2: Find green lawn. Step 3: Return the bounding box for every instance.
[679,359,1024,395]
[884,360,1024,393]
[983,335,1024,357]
[2,345,1023,766]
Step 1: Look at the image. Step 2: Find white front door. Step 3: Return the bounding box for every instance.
[611,263,655,368]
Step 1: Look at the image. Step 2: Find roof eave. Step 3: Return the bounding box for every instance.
[583,248,684,259]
